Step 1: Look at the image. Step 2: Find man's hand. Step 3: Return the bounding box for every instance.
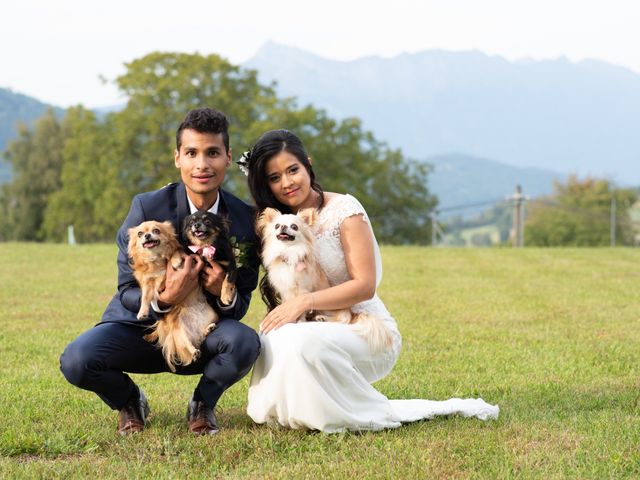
[157,255,204,307]
[200,257,226,297]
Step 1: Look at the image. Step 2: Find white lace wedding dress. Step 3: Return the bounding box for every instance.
[247,194,499,432]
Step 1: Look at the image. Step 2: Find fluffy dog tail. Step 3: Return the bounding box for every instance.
[351,313,394,354]
[145,309,199,372]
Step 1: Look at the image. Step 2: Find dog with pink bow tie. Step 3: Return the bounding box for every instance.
[182,211,238,306]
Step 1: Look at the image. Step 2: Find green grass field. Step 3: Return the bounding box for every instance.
[1,244,639,478]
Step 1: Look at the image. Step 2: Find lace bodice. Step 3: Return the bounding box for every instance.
[313,194,392,322]
[314,194,382,286]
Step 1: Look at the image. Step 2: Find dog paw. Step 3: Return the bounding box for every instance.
[205,323,217,334]
[170,253,184,270]
[220,281,236,305]
[137,308,149,320]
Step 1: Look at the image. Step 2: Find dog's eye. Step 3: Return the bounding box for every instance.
[152,228,160,235]
[291,224,299,231]
[275,224,280,229]
[137,231,143,237]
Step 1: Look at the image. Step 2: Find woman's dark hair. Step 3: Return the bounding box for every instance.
[246,129,324,214]
[245,129,325,311]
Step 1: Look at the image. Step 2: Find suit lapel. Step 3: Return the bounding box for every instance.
[176,183,190,245]
[218,190,229,217]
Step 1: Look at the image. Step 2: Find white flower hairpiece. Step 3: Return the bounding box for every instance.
[236,150,252,176]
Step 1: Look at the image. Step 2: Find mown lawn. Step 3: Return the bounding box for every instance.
[1,244,639,479]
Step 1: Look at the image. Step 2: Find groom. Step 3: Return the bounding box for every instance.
[60,107,260,435]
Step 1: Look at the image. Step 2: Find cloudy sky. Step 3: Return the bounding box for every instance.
[2,0,639,108]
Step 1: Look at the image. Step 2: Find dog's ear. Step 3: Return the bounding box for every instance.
[257,208,280,235]
[258,207,280,228]
[297,208,317,227]
[160,221,175,234]
[127,226,139,249]
[261,208,280,224]
[127,225,141,262]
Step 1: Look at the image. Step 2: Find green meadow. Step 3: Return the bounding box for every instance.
[1,244,639,479]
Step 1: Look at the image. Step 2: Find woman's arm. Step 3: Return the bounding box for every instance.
[260,214,376,333]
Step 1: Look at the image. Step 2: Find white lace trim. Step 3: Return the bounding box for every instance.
[313,193,384,291]
[316,194,369,240]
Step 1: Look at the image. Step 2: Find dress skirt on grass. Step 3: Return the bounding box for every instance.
[247,194,499,433]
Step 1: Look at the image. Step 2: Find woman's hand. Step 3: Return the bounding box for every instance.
[260,294,312,334]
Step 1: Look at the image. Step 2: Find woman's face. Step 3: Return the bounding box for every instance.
[264,151,314,212]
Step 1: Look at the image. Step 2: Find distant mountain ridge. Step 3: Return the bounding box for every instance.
[0,88,64,148]
[244,42,640,184]
[0,87,64,181]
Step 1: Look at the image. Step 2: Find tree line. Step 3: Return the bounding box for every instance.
[440,177,638,247]
[0,52,436,244]
[525,176,638,246]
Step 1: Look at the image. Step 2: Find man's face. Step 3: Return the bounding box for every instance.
[175,129,231,207]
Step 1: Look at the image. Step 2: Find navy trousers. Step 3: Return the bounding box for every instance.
[60,319,260,410]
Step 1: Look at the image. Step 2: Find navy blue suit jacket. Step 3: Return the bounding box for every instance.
[100,183,259,326]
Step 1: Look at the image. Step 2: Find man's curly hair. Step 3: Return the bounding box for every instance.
[176,108,230,152]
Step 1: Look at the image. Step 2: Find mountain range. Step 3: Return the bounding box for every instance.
[0,88,64,182]
[2,42,637,206]
[427,154,563,211]
[244,42,640,185]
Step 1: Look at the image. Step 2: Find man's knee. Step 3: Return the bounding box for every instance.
[210,321,260,368]
[59,338,99,388]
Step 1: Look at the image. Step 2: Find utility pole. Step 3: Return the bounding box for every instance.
[510,185,525,248]
[610,196,617,247]
[430,212,437,246]
[430,211,440,246]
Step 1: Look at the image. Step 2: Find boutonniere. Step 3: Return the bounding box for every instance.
[229,236,252,268]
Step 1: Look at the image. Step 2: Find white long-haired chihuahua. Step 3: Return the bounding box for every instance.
[257,207,392,352]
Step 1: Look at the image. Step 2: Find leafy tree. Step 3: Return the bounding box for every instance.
[2,52,437,244]
[0,109,63,240]
[97,51,437,244]
[525,175,637,246]
[43,106,107,241]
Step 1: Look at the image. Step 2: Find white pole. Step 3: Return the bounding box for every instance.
[67,225,76,246]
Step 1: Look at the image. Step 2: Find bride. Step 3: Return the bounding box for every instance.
[240,130,498,432]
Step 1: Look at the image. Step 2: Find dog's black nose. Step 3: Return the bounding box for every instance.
[144,233,151,240]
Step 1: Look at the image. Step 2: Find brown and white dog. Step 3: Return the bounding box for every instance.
[257,207,393,352]
[127,220,217,371]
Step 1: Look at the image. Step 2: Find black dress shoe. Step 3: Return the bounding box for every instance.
[118,389,150,435]
[186,397,219,435]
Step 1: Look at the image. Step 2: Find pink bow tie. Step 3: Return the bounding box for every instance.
[188,245,216,257]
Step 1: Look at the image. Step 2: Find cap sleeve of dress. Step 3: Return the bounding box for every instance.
[333,194,370,226]
[334,194,383,287]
